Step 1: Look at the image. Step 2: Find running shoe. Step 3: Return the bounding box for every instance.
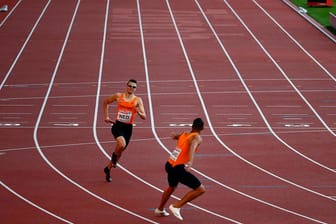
[169,204,183,220]
[154,208,169,217]
[0,5,8,12]
[104,167,111,182]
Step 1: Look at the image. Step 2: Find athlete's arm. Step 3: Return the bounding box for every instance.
[136,97,146,120]
[186,135,202,168]
[103,93,119,123]
[171,132,182,140]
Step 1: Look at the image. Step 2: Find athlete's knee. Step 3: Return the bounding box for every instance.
[115,137,126,151]
[165,186,176,196]
[196,184,206,195]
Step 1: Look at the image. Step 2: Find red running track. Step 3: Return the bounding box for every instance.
[0,0,335,223]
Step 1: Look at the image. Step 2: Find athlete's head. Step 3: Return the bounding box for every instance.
[128,79,137,85]
[192,118,204,131]
[126,79,137,93]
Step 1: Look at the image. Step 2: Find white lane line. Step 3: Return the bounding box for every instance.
[52,104,88,107]
[231,0,336,137]
[0,123,21,127]
[194,0,336,172]
[31,1,158,223]
[0,104,34,107]
[95,0,242,223]
[266,105,301,108]
[137,0,327,223]
[0,1,51,90]
[51,112,86,115]
[0,0,23,28]
[227,124,252,127]
[284,124,311,128]
[166,0,332,222]
[0,112,32,114]
[1,181,73,223]
[52,123,79,127]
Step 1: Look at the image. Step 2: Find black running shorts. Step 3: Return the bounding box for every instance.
[165,162,201,190]
[111,120,133,147]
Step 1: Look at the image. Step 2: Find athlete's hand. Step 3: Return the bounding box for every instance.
[136,107,146,120]
[171,132,180,140]
[184,164,191,172]
[104,117,114,124]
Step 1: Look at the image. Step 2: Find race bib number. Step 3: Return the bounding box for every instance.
[169,147,181,162]
[117,111,132,123]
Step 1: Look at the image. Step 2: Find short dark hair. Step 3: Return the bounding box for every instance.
[192,118,204,131]
[128,79,137,84]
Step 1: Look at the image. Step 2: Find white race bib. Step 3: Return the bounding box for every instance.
[117,111,132,123]
[169,147,181,162]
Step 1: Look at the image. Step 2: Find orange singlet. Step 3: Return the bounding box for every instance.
[168,132,200,167]
[115,94,138,124]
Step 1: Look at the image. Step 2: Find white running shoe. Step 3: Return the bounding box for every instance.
[0,5,8,12]
[154,208,169,217]
[169,204,183,220]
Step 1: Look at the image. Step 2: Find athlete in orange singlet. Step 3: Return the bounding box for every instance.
[103,79,146,182]
[155,118,206,220]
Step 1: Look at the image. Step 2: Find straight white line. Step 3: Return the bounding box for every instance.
[51,112,86,115]
[0,88,334,101]
[216,113,253,116]
[1,78,332,87]
[281,0,336,43]
[272,114,309,116]
[160,104,196,107]
[198,0,336,171]
[0,1,51,90]
[0,181,73,223]
[0,104,33,107]
[266,105,301,108]
[0,0,23,28]
[212,105,248,108]
[160,112,198,115]
[282,118,303,120]
[225,0,336,137]
[0,112,32,115]
[52,104,88,107]
[254,0,336,80]
[320,106,336,108]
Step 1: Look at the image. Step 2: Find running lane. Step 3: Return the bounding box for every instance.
[220,0,336,168]
[133,0,335,223]
[28,0,160,223]
[0,0,42,81]
[1,0,335,223]
[186,0,336,187]
[0,1,93,223]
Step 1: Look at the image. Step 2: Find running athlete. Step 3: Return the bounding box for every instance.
[154,118,206,220]
[103,79,146,182]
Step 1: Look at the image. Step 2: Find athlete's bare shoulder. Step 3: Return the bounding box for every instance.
[111,92,122,100]
[192,133,202,144]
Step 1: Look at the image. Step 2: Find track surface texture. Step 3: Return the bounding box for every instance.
[0,0,335,223]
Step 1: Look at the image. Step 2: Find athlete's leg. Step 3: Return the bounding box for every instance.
[104,136,126,182]
[108,136,126,169]
[173,184,205,208]
[158,186,176,211]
